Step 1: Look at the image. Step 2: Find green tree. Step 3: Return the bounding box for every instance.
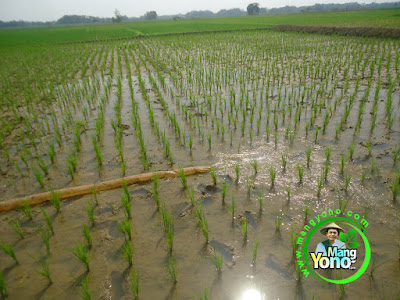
[112,9,122,23]
[144,11,157,20]
[247,3,260,15]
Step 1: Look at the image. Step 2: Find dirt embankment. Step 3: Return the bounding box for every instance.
[273,24,400,38]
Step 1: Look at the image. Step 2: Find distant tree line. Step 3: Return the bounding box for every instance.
[1,1,399,28]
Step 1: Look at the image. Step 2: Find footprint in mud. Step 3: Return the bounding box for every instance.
[198,183,221,195]
[173,201,191,218]
[218,174,233,185]
[265,253,293,280]
[110,270,126,299]
[206,240,236,265]
[130,188,151,198]
[238,211,258,230]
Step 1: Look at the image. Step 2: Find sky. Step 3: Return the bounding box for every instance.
[0,0,397,22]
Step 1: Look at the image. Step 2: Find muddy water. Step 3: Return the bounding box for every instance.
[1,32,400,299]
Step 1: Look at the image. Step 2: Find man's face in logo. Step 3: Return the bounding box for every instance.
[326,228,338,243]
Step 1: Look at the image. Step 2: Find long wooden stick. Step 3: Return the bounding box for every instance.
[0,166,210,212]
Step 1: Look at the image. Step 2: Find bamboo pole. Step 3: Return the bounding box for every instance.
[0,166,210,212]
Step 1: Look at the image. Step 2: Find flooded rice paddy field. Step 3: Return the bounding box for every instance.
[0,30,400,299]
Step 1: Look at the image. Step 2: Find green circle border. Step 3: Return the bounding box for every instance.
[302,217,371,284]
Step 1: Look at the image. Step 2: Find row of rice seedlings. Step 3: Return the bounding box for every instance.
[0,242,18,264]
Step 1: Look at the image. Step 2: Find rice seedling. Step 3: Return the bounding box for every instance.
[207,132,211,150]
[20,201,32,220]
[50,188,61,214]
[269,165,277,188]
[344,173,352,192]
[275,213,283,233]
[117,216,132,241]
[41,208,54,234]
[297,164,304,184]
[235,163,239,182]
[338,195,349,212]
[80,277,91,300]
[335,270,346,296]
[241,217,249,239]
[9,220,24,239]
[33,167,45,188]
[340,152,345,174]
[251,159,258,174]
[392,176,399,201]
[40,228,51,254]
[72,241,89,272]
[87,200,95,225]
[210,168,217,186]
[323,163,329,182]
[119,193,131,221]
[221,179,229,203]
[281,153,287,171]
[0,242,18,264]
[324,146,331,164]
[348,143,356,161]
[199,214,209,242]
[179,168,188,189]
[166,212,175,252]
[130,268,139,299]
[285,186,291,201]
[92,188,98,205]
[290,227,299,256]
[188,186,195,206]
[152,174,160,209]
[246,175,253,193]
[165,253,177,282]
[369,256,385,276]
[0,271,7,298]
[198,287,209,300]
[83,224,92,248]
[210,243,223,273]
[121,240,133,266]
[393,148,399,168]
[38,158,49,176]
[32,256,52,284]
[252,240,260,264]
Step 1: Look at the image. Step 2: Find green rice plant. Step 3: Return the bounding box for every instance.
[67,152,77,180]
[340,152,345,174]
[344,173,352,192]
[38,158,49,175]
[325,146,331,164]
[210,168,217,186]
[34,257,52,284]
[14,162,24,178]
[269,165,277,187]
[33,167,45,188]
[117,217,132,241]
[241,217,249,239]
[83,224,92,248]
[290,227,299,255]
[87,200,95,225]
[210,243,223,273]
[121,241,133,266]
[50,188,61,214]
[348,143,356,161]
[252,240,260,264]
[20,201,32,220]
[231,194,235,219]
[235,163,240,182]
[317,175,324,197]
[121,193,131,219]
[207,132,211,150]
[80,277,91,300]
[336,270,346,296]
[323,163,329,182]
[304,202,310,222]
[179,168,188,189]
[199,214,209,242]
[165,253,177,282]
[257,189,263,211]
[0,242,18,264]
[122,180,130,201]
[221,179,229,203]
[198,287,209,300]
[152,174,160,209]
[275,213,283,232]
[338,195,349,213]
[92,135,102,174]
[251,159,258,174]
[281,154,287,171]
[41,208,54,234]
[369,256,385,276]
[392,176,399,201]
[314,127,319,143]
[297,164,304,184]
[9,220,24,239]
[393,148,399,167]
[285,186,291,201]
[188,186,195,206]
[92,188,98,205]
[72,241,89,272]
[166,213,175,252]
[40,229,51,254]
[0,271,7,298]
[246,175,253,193]
[130,268,139,299]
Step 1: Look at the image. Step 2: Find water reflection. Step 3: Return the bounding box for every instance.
[241,288,262,300]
